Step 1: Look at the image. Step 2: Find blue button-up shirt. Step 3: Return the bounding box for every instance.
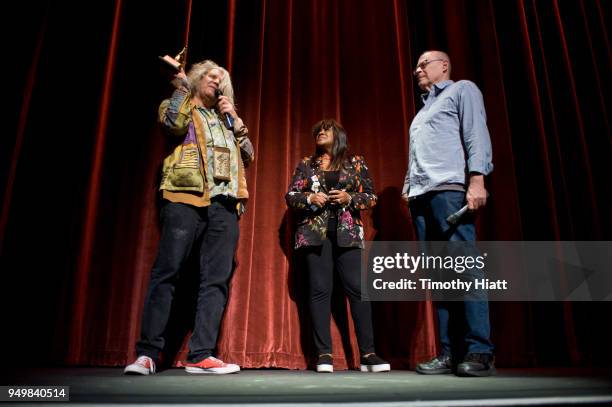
[403,80,493,198]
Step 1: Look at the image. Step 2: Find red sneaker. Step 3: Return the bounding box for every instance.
[184,356,240,374]
[124,356,156,375]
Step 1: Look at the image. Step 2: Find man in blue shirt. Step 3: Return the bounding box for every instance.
[402,50,495,377]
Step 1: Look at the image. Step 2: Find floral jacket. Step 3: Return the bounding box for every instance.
[285,155,377,249]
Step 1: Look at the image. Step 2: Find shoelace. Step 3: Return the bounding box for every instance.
[466,353,488,363]
[135,356,151,367]
[208,356,225,365]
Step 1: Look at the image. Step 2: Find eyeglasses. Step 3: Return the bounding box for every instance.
[413,59,446,75]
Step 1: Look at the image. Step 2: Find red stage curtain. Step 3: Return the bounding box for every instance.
[1,0,611,369]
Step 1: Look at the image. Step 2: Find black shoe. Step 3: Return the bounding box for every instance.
[416,355,453,375]
[456,353,496,377]
[316,354,333,373]
[360,354,391,373]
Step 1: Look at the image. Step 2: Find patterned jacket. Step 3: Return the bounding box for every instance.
[158,88,254,210]
[285,155,377,249]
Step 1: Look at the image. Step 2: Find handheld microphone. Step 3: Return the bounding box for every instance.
[446,205,468,225]
[446,192,490,225]
[214,89,234,129]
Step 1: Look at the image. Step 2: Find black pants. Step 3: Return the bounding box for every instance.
[136,199,239,362]
[304,230,375,355]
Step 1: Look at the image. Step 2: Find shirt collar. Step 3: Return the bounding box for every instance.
[420,79,455,102]
[196,105,214,114]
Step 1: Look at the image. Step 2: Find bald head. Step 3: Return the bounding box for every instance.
[414,50,452,91]
[426,50,450,62]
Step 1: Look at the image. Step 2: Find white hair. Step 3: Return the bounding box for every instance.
[187,60,235,105]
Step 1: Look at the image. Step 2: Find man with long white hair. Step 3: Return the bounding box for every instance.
[125,60,253,375]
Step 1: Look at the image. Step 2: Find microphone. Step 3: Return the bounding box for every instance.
[446,192,490,225]
[446,205,468,225]
[214,89,234,129]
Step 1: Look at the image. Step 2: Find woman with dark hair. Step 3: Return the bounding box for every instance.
[285,119,390,373]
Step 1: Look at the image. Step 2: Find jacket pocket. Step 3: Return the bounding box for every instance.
[160,143,204,192]
[168,165,204,189]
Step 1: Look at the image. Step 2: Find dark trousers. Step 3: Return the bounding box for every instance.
[304,230,375,356]
[409,190,494,356]
[136,199,239,362]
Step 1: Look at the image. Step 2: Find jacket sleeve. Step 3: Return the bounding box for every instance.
[232,117,255,166]
[158,88,192,136]
[285,159,312,210]
[348,155,377,210]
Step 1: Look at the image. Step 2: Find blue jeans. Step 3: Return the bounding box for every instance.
[409,190,494,356]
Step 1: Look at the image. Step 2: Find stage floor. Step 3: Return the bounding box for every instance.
[3,368,612,406]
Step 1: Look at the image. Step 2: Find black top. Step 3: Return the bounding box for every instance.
[323,170,340,191]
[323,170,341,232]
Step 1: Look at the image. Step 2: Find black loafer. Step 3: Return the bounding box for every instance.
[416,355,453,375]
[456,353,496,377]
